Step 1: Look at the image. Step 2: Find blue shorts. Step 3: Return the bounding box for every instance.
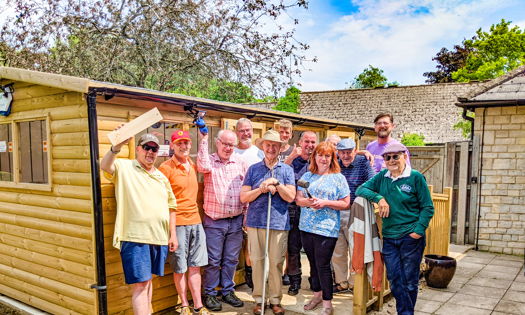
[120,241,168,284]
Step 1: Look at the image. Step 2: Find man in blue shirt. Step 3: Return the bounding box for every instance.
[332,138,375,294]
[240,130,296,315]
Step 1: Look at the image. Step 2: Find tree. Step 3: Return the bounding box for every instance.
[168,78,256,104]
[453,110,474,139]
[347,65,388,89]
[401,133,426,146]
[423,39,474,83]
[0,0,313,95]
[452,19,525,82]
[273,86,300,113]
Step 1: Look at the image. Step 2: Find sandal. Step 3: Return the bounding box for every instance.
[304,297,322,311]
[319,306,334,315]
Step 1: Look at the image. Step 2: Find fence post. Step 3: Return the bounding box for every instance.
[457,142,469,245]
[353,272,368,315]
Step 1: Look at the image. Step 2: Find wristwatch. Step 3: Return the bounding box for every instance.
[275,181,281,187]
[110,146,121,154]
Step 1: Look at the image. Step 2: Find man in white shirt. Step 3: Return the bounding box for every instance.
[234,118,264,167]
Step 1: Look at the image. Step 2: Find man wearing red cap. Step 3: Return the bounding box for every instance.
[159,130,210,315]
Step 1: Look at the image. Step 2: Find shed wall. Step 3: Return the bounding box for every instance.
[474,106,525,255]
[0,80,97,315]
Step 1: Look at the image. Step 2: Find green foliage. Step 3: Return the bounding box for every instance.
[453,110,475,139]
[273,86,301,113]
[401,133,426,146]
[347,65,388,89]
[423,38,474,83]
[452,19,525,82]
[165,78,256,104]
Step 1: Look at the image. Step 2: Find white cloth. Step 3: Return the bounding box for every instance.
[234,145,264,167]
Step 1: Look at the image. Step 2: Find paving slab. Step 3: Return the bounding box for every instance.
[446,293,499,310]
[483,264,522,275]
[487,259,524,268]
[467,276,513,289]
[417,290,454,303]
[463,250,496,259]
[414,312,431,315]
[510,281,525,292]
[503,290,525,303]
[434,303,492,315]
[458,256,492,265]
[456,261,486,271]
[493,255,524,262]
[515,273,525,283]
[494,300,525,314]
[457,283,506,299]
[453,266,480,278]
[476,270,517,281]
[413,299,442,313]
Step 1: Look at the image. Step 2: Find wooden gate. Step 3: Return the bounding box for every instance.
[407,146,445,193]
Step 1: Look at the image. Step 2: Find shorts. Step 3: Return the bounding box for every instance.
[120,241,168,284]
[167,223,208,273]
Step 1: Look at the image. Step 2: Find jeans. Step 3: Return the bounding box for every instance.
[287,204,302,285]
[383,233,426,315]
[202,214,243,296]
[301,231,338,300]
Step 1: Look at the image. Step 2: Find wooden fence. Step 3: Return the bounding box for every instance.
[352,185,453,315]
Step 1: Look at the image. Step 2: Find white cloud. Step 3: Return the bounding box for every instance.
[288,0,525,91]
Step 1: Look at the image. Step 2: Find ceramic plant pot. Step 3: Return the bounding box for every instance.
[422,254,457,288]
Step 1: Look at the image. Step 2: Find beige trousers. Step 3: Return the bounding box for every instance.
[332,209,354,287]
[247,227,288,305]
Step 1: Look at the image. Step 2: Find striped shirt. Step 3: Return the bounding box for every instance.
[338,155,376,204]
[197,139,248,220]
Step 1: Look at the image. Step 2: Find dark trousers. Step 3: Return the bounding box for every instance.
[383,233,426,315]
[202,214,243,296]
[301,230,338,300]
[287,204,302,285]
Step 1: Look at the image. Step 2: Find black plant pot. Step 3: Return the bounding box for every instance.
[422,254,457,288]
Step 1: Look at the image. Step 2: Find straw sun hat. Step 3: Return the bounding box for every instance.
[255,130,286,150]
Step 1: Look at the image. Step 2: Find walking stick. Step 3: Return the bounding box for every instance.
[261,169,274,308]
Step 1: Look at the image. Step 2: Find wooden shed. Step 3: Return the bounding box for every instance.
[0,67,375,315]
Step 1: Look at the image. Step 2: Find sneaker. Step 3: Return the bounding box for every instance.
[193,307,211,315]
[245,266,253,289]
[288,283,300,296]
[221,291,244,307]
[180,306,192,315]
[203,294,222,311]
[282,273,291,286]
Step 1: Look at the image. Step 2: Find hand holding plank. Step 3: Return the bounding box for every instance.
[106,107,163,146]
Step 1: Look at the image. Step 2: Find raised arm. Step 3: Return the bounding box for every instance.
[100,124,131,175]
[197,131,212,173]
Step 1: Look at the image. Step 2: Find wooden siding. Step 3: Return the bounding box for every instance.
[0,80,97,315]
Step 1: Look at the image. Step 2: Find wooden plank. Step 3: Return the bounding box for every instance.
[457,142,469,245]
[106,108,163,146]
[444,142,456,189]
[468,135,480,244]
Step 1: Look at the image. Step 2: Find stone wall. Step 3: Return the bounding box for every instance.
[299,82,486,144]
[474,106,525,256]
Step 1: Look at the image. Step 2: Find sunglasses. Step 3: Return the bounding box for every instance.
[142,144,159,153]
[384,154,402,162]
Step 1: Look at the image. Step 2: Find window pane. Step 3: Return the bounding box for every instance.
[0,123,13,182]
[18,120,48,184]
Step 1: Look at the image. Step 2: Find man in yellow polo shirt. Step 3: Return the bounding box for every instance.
[101,132,178,315]
[159,130,209,315]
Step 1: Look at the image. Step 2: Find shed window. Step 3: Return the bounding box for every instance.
[0,123,13,182]
[18,120,48,184]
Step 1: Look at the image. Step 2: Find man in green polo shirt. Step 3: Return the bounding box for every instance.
[101,132,178,315]
[356,142,434,315]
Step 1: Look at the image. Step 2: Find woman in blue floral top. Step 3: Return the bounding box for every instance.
[296,142,350,315]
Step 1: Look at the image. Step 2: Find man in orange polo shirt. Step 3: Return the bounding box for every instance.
[159,130,209,315]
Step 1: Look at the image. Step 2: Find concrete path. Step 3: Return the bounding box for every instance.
[415,250,525,315]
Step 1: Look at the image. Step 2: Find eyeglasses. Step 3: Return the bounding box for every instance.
[142,144,159,153]
[217,139,235,149]
[375,121,391,126]
[384,154,402,162]
[236,129,252,134]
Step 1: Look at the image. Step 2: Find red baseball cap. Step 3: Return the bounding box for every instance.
[171,130,191,143]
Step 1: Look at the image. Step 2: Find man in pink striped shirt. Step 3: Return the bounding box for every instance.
[197,129,248,311]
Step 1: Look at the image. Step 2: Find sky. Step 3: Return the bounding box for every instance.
[275,0,525,92]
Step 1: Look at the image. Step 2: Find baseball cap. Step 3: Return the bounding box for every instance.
[137,133,160,146]
[337,138,356,151]
[171,130,191,143]
[382,142,407,156]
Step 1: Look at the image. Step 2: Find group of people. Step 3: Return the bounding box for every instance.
[101,113,434,315]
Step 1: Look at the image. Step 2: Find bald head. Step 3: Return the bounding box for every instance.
[215,129,237,161]
[299,131,317,158]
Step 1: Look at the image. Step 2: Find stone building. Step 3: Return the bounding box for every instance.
[457,65,525,256]
[299,82,486,144]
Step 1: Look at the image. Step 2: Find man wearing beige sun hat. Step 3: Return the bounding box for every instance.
[240,130,296,315]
